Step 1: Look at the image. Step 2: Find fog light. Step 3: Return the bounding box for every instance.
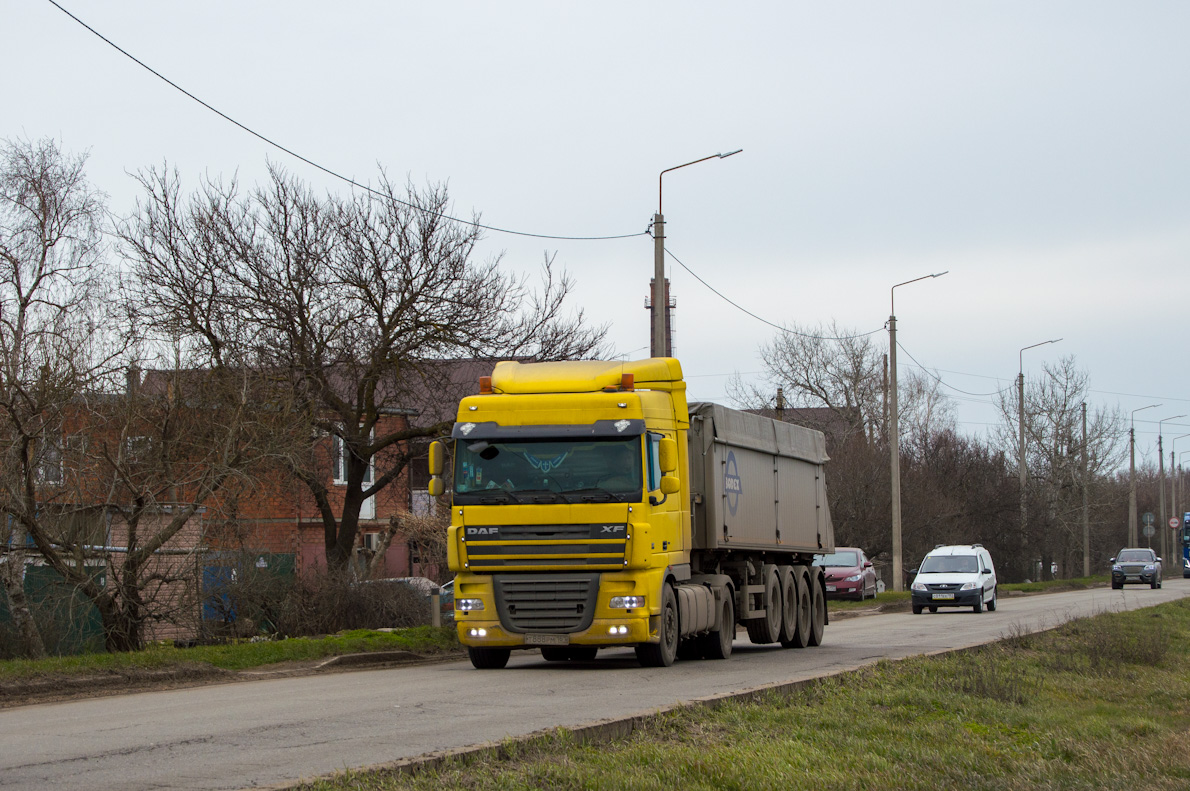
[608,625,628,635]
[468,628,487,638]
[610,596,646,609]
[457,598,485,612]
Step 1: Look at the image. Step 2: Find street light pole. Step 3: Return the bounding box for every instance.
[1171,434,1190,561]
[1129,403,1161,546]
[652,149,742,357]
[1082,402,1089,578]
[888,271,947,592]
[1157,416,1186,563]
[1017,339,1061,563]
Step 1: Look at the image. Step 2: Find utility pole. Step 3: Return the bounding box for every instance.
[1129,404,1161,546]
[1157,415,1185,563]
[888,271,947,591]
[1017,339,1061,562]
[651,150,741,358]
[1082,402,1089,578]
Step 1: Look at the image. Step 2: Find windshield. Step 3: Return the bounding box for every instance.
[815,551,859,567]
[1117,549,1153,563]
[919,555,979,574]
[453,437,643,504]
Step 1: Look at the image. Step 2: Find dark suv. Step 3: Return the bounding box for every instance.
[1110,548,1162,589]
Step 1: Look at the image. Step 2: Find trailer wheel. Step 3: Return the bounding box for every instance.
[468,646,511,669]
[787,567,812,647]
[636,584,679,667]
[807,574,826,646]
[700,592,735,660]
[746,566,782,644]
[777,566,798,647]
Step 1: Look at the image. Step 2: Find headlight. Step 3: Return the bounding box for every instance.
[1112,565,1122,572]
[911,582,927,591]
[1144,564,1156,571]
[960,582,978,590]
[456,598,485,611]
[844,574,863,582]
[610,595,646,609]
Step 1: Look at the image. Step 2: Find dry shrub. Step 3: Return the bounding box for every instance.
[273,573,433,637]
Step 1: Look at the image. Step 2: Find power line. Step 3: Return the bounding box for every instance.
[45,0,647,243]
[663,246,886,342]
[896,342,1012,397]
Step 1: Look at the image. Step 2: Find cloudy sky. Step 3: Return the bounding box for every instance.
[7,1,1189,463]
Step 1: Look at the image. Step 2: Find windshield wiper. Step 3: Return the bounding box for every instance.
[514,489,563,504]
[563,487,619,503]
[477,490,521,504]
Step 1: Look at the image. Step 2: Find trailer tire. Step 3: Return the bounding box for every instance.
[786,567,812,647]
[746,565,782,645]
[700,592,735,660]
[807,574,826,646]
[776,566,798,647]
[636,584,679,667]
[468,646,511,669]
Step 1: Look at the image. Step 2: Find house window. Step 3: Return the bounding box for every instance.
[409,455,431,515]
[37,431,63,485]
[332,430,373,486]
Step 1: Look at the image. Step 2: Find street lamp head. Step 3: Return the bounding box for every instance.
[1131,403,1162,430]
[717,149,743,158]
[1018,337,1063,375]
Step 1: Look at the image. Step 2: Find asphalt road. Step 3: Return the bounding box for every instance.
[2,579,1187,791]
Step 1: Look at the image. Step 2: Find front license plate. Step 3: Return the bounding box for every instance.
[932,593,955,600]
[825,585,837,592]
[524,633,569,646]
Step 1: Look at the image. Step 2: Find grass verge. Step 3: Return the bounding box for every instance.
[0,626,460,683]
[298,598,1190,791]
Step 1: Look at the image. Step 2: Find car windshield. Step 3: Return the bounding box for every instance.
[453,437,643,504]
[1117,550,1153,562]
[815,551,859,567]
[919,555,979,574]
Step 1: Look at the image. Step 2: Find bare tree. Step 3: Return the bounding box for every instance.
[121,163,607,572]
[0,138,114,658]
[993,355,1124,577]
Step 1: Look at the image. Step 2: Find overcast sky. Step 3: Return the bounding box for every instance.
[7,1,1189,463]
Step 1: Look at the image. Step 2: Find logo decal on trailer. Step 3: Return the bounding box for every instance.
[724,451,742,516]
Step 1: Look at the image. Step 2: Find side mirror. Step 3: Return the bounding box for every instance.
[1156,557,1162,563]
[1109,557,1116,564]
[981,568,991,574]
[427,478,445,497]
[428,440,445,476]
[863,561,873,568]
[660,475,680,495]
[658,438,678,474]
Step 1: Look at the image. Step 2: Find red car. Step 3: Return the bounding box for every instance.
[815,547,879,600]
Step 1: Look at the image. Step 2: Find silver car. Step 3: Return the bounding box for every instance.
[1110,548,1162,589]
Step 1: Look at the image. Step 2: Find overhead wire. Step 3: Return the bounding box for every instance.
[44,0,647,243]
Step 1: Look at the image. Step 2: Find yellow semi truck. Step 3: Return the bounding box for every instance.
[428,357,835,669]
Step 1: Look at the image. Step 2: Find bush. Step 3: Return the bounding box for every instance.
[272,574,434,637]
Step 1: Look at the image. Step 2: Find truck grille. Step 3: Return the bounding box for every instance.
[463,523,627,571]
[493,573,600,633]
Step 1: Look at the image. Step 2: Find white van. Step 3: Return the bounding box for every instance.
[910,544,997,614]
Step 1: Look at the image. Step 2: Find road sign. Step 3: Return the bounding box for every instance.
[1171,518,1180,529]
[1142,512,1155,526]
[1142,525,1155,538]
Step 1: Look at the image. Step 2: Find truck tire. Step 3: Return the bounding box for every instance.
[786,567,812,647]
[636,584,679,667]
[468,646,511,669]
[807,574,826,646]
[746,565,782,645]
[776,566,798,646]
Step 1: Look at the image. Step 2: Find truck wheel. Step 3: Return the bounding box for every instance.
[636,584,679,667]
[468,646,511,669]
[807,574,826,646]
[701,593,735,660]
[776,566,798,647]
[787,568,812,647]
[746,566,782,645]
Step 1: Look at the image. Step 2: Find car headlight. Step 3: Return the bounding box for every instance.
[960,582,978,590]
[843,574,863,582]
[610,595,646,609]
[456,598,485,611]
[1112,565,1122,572]
[911,582,927,591]
[1144,564,1156,571]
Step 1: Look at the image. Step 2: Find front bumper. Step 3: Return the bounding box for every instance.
[912,589,982,607]
[824,580,863,598]
[457,614,652,648]
[1112,570,1157,585]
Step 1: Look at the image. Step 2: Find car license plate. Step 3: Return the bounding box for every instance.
[825,584,836,592]
[932,593,955,600]
[524,633,569,646]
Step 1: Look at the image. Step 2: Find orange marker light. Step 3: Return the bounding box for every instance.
[478,376,493,394]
